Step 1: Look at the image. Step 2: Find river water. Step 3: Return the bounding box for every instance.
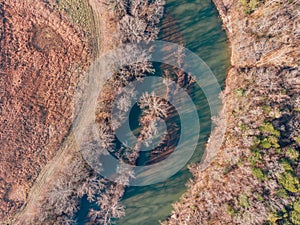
[115,0,230,224]
[77,0,229,224]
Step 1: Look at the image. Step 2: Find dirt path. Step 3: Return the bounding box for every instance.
[13,134,77,224]
[13,1,117,224]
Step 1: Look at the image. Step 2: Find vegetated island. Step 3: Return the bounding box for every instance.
[164,0,300,224]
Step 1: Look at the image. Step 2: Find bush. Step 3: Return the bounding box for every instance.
[248,149,263,165]
[225,203,237,216]
[294,200,300,213]
[252,167,265,180]
[280,159,294,172]
[289,211,300,224]
[278,171,300,193]
[268,212,283,224]
[260,138,272,149]
[234,88,246,97]
[286,148,299,160]
[294,136,300,145]
[276,188,288,199]
[239,195,250,208]
[255,193,264,201]
[260,122,280,137]
[239,0,263,14]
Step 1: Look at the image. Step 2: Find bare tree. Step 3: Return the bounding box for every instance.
[139,92,169,118]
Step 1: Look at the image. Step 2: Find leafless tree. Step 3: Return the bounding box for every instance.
[139,92,169,118]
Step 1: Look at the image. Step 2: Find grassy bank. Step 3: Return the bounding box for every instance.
[55,0,99,56]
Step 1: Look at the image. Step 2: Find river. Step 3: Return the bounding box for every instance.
[115,0,230,224]
[77,0,229,224]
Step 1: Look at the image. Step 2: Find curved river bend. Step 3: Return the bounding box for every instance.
[77,0,229,224]
[116,0,230,224]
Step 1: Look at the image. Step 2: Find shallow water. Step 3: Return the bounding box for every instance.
[116,0,230,224]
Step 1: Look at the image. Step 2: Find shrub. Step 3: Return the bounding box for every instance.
[289,211,300,224]
[255,193,264,201]
[278,171,300,193]
[267,136,280,148]
[234,88,246,97]
[293,200,300,213]
[262,105,272,114]
[268,212,283,224]
[225,203,237,216]
[239,195,250,208]
[276,188,288,199]
[239,0,263,14]
[280,159,294,172]
[294,136,300,145]
[248,149,263,165]
[252,167,265,180]
[286,148,299,160]
[260,122,280,137]
[260,138,272,149]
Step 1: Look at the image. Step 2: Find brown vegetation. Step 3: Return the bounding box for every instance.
[10,0,167,224]
[165,0,300,224]
[0,0,93,222]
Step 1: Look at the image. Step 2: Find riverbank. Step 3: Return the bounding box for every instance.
[10,0,166,224]
[11,0,123,224]
[165,0,300,224]
[117,0,230,223]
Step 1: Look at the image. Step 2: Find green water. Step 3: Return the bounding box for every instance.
[116,0,230,224]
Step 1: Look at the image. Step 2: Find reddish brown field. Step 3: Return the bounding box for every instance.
[0,0,92,221]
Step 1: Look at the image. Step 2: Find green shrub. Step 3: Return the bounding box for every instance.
[262,105,272,114]
[260,138,272,149]
[268,213,283,223]
[286,148,299,160]
[259,136,280,149]
[239,0,263,14]
[289,211,300,225]
[278,171,300,193]
[268,136,280,148]
[248,0,259,10]
[255,193,264,201]
[240,123,248,131]
[294,136,300,145]
[225,203,237,216]
[252,167,265,180]
[239,195,250,208]
[276,188,289,199]
[249,148,263,165]
[234,88,246,97]
[280,159,294,172]
[260,122,280,137]
[294,200,300,213]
